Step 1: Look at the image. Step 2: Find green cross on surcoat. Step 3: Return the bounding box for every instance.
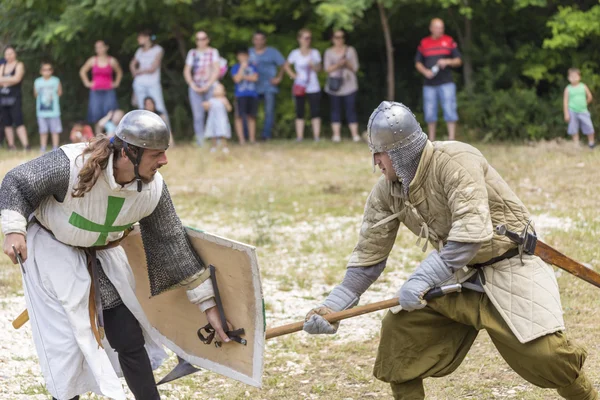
[69,196,134,246]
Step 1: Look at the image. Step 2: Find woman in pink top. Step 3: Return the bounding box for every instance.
[79,40,123,123]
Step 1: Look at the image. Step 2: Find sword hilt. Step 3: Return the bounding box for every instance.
[495,224,538,265]
[423,283,462,300]
[495,225,524,245]
[11,245,25,274]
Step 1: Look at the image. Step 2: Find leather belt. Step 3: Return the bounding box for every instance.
[468,247,520,269]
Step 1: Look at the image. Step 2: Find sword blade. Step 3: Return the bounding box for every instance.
[535,240,600,289]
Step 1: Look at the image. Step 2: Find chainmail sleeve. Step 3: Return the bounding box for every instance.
[139,182,207,296]
[0,149,70,234]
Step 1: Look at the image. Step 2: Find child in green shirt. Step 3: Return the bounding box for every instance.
[563,68,594,148]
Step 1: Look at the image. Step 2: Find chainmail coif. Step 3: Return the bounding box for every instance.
[387,131,427,196]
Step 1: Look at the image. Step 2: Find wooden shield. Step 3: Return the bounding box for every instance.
[120,226,264,387]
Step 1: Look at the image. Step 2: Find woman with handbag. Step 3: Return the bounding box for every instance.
[284,29,322,141]
[0,46,29,151]
[324,30,360,143]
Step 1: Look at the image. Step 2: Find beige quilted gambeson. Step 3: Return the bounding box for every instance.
[348,140,564,343]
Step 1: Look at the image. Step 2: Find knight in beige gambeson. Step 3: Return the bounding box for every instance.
[303,102,597,400]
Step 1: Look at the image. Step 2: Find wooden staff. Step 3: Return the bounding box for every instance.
[265,298,399,340]
[265,284,462,340]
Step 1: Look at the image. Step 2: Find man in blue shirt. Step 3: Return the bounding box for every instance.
[249,31,285,140]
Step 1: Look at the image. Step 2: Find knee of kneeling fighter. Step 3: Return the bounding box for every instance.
[526,334,589,389]
[557,373,598,400]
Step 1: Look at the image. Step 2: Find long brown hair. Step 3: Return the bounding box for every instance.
[72,135,125,197]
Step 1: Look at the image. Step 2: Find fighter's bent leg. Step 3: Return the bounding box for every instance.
[103,304,161,400]
[374,303,478,400]
[482,296,598,400]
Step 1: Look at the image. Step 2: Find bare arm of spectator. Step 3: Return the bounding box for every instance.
[437,57,462,69]
[95,111,113,135]
[233,65,245,84]
[272,65,285,85]
[1,62,25,86]
[585,84,593,104]
[246,72,259,82]
[310,50,322,72]
[245,66,259,82]
[111,58,123,88]
[437,43,462,69]
[129,56,139,76]
[415,47,434,79]
[270,49,286,85]
[58,82,63,97]
[324,49,341,74]
[223,98,232,113]
[33,85,38,98]
[284,61,296,80]
[140,48,163,74]
[79,57,94,88]
[325,48,356,74]
[563,87,570,122]
[347,47,359,73]
[415,61,434,79]
[201,50,221,91]
[184,64,197,89]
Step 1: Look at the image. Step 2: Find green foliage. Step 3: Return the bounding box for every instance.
[313,0,373,30]
[459,85,563,141]
[544,4,600,50]
[1,0,600,142]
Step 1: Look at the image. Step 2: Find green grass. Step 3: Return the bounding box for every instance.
[0,139,599,399]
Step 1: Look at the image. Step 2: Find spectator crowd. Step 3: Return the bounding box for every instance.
[0,19,594,152]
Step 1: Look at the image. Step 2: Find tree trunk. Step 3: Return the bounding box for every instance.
[449,4,474,94]
[377,1,394,101]
[462,15,474,94]
[173,25,188,62]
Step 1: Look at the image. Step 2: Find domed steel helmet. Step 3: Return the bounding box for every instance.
[115,110,170,192]
[116,110,170,150]
[367,101,424,153]
[366,101,427,172]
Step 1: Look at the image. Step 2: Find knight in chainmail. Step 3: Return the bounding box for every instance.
[303,102,597,400]
[0,110,228,400]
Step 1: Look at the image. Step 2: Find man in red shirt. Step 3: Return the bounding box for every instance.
[415,18,462,140]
